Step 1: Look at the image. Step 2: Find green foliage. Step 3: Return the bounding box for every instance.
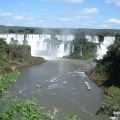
[0,96,81,120]
[64,115,81,120]
[23,34,28,45]
[0,97,53,120]
[115,32,120,41]
[0,38,8,58]
[93,65,109,82]
[90,35,120,117]
[0,38,30,60]
[70,35,96,60]
[7,44,31,60]
[96,39,120,86]
[96,102,120,116]
[9,28,35,34]
[0,37,44,72]
[97,35,104,43]
[90,34,120,87]
[104,86,120,105]
[0,71,19,96]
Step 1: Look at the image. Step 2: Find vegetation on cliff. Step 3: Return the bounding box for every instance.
[68,33,97,59]
[88,33,120,87]
[87,33,120,118]
[0,38,44,72]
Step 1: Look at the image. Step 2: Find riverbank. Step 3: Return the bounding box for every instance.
[0,56,45,95]
[0,56,45,72]
[86,68,120,102]
[86,64,120,119]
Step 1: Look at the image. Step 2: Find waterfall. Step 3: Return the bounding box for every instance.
[85,35,115,59]
[57,42,65,57]
[96,37,115,59]
[0,33,74,59]
[0,33,115,59]
[63,42,71,56]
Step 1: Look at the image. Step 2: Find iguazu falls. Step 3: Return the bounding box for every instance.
[0,0,120,120]
[0,33,115,59]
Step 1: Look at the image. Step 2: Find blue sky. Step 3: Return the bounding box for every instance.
[0,0,120,29]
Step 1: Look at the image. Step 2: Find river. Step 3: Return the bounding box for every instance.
[7,59,106,120]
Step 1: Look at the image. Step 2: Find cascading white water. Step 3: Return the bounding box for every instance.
[0,34,24,44]
[57,42,65,57]
[96,37,115,59]
[85,35,115,59]
[64,43,71,56]
[0,33,115,60]
[26,34,51,56]
[0,34,74,59]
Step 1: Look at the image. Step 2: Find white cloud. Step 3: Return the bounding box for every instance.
[106,0,120,6]
[57,0,84,3]
[13,16,25,20]
[57,7,99,25]
[60,17,73,22]
[107,18,120,24]
[81,8,99,14]
[0,10,12,16]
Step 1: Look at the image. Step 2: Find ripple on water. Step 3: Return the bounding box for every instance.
[49,77,58,83]
[67,70,86,77]
[48,83,64,89]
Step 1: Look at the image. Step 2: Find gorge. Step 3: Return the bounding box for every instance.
[0,30,119,120]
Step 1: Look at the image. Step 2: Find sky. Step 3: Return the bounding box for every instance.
[0,0,120,29]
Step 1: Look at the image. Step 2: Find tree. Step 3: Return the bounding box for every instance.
[115,32,120,41]
[0,38,8,58]
[98,35,104,43]
[23,34,28,45]
[70,33,96,59]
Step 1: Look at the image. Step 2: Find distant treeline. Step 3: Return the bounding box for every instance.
[0,25,120,36]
